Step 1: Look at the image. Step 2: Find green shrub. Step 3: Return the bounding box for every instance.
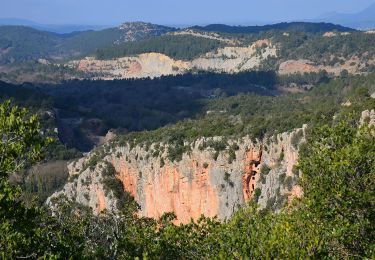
[279,172,286,183]
[253,188,262,203]
[261,164,271,175]
[284,176,294,191]
[224,172,234,187]
[291,129,304,149]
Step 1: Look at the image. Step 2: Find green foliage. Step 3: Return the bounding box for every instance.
[193,22,354,34]
[21,160,69,206]
[291,129,304,149]
[0,24,171,64]
[253,188,262,203]
[277,32,375,66]
[284,176,294,191]
[201,139,228,152]
[279,172,286,183]
[260,164,271,175]
[116,73,375,153]
[297,119,375,257]
[101,162,137,210]
[0,26,60,64]
[0,100,61,258]
[96,34,225,60]
[85,154,100,171]
[228,143,239,163]
[46,71,275,151]
[278,71,330,87]
[0,100,52,175]
[223,172,234,187]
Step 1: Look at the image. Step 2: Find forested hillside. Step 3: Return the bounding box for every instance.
[111,73,375,162]
[95,34,225,60]
[192,22,355,34]
[0,22,174,64]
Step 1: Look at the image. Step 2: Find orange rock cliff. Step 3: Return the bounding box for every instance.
[48,126,306,224]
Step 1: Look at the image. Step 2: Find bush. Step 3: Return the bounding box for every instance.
[291,129,304,149]
[279,172,286,183]
[284,176,294,191]
[253,188,262,203]
[261,164,271,175]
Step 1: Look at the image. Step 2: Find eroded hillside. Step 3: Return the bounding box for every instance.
[69,31,375,80]
[70,39,276,79]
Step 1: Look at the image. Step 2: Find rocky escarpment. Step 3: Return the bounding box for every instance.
[116,22,174,43]
[74,53,190,79]
[48,126,306,224]
[69,39,277,79]
[169,29,240,45]
[278,57,375,76]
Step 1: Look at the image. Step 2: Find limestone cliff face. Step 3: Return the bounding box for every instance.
[48,159,118,214]
[75,53,189,79]
[360,109,375,126]
[191,39,276,73]
[48,126,306,223]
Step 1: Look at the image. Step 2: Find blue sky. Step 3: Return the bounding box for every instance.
[1,0,374,26]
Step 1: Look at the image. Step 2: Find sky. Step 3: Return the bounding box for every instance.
[1,0,374,26]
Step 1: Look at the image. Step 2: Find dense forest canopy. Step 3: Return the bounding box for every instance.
[0,23,174,64]
[2,71,373,153]
[95,34,226,60]
[112,73,375,162]
[191,22,356,34]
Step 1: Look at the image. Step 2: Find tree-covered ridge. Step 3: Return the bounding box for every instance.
[0,26,121,63]
[192,22,356,34]
[0,26,61,63]
[91,28,375,75]
[3,71,373,155]
[39,71,276,150]
[0,23,175,64]
[274,31,375,65]
[115,73,375,151]
[95,34,226,60]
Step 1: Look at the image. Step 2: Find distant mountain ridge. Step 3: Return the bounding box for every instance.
[316,3,375,30]
[0,18,108,34]
[191,22,356,34]
[0,22,175,64]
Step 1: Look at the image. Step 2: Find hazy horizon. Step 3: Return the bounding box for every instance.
[1,0,374,26]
